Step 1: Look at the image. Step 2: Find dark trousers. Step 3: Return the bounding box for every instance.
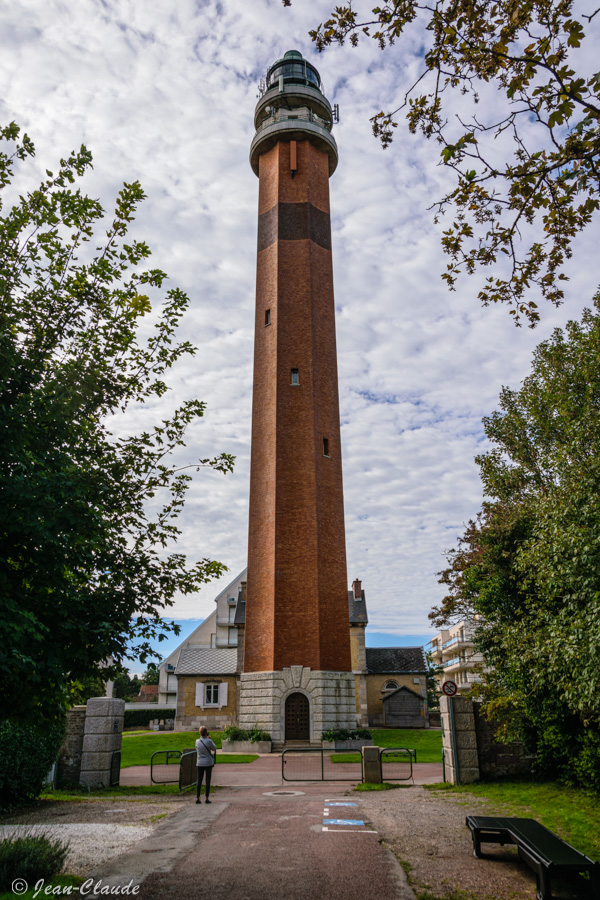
[196,765,212,799]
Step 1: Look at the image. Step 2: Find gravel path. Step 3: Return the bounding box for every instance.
[0,798,185,876]
[0,823,152,876]
[359,786,583,900]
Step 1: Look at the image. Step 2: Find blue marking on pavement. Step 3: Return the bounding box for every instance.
[326,802,357,807]
[323,819,365,826]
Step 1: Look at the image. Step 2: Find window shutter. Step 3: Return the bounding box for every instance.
[195,682,204,708]
[219,682,228,709]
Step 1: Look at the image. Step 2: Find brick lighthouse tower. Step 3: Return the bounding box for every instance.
[237,50,356,743]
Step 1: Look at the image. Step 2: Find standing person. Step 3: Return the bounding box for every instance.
[195,725,216,804]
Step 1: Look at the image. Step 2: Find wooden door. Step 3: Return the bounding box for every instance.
[285,692,310,741]
[384,689,425,728]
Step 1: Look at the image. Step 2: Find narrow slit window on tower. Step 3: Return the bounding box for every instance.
[323,437,330,457]
[265,308,271,326]
[291,368,299,385]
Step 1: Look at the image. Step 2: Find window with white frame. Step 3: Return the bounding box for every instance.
[205,683,220,706]
[383,680,398,691]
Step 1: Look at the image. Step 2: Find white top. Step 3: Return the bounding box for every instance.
[196,737,217,767]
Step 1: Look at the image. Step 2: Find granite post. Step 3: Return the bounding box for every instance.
[79,697,125,788]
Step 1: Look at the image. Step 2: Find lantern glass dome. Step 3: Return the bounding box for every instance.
[266,49,322,93]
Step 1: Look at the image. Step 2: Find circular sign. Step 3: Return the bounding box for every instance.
[442,680,458,697]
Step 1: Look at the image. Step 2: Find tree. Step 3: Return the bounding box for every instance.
[0,123,234,725]
[142,663,160,685]
[285,0,600,324]
[425,650,443,709]
[435,295,600,787]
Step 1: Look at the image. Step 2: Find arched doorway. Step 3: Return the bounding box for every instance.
[285,692,310,741]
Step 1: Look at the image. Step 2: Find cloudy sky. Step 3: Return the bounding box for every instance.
[3,0,598,656]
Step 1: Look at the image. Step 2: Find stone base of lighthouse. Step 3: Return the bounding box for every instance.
[238,669,356,743]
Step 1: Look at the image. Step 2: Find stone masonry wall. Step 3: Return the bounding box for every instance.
[56,706,86,787]
[473,705,535,777]
[239,667,356,743]
[441,695,534,784]
[175,675,237,732]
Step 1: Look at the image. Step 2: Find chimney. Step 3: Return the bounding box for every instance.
[352,578,362,600]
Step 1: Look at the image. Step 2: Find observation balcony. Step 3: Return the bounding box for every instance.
[251,49,338,177]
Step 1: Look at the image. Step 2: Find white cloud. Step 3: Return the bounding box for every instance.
[2,0,598,638]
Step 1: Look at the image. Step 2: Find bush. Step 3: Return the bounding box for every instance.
[248,726,271,743]
[0,831,69,890]
[222,724,272,743]
[123,708,175,729]
[0,719,65,810]
[321,728,372,742]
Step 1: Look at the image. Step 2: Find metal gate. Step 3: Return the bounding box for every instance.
[379,747,413,781]
[282,748,363,782]
[151,749,183,784]
[179,750,198,789]
[151,749,199,788]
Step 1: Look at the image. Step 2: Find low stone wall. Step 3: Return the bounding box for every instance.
[221,740,271,753]
[441,695,534,784]
[56,706,87,787]
[473,705,535,777]
[57,698,125,789]
[322,739,374,751]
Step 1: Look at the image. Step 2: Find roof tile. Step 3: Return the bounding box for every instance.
[175,647,238,676]
[366,647,427,674]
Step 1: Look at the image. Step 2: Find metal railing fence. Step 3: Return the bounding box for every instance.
[282,748,362,782]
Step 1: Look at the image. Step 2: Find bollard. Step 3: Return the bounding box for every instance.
[362,745,382,784]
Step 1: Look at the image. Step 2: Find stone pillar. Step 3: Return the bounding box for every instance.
[440,694,480,784]
[362,746,382,784]
[56,706,87,787]
[80,697,125,788]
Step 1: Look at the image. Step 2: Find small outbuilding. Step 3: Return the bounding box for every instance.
[364,647,428,728]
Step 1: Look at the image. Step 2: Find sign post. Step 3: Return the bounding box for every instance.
[442,682,459,783]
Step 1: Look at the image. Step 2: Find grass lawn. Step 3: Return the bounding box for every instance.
[331,728,443,764]
[426,778,600,861]
[372,728,442,761]
[121,731,222,767]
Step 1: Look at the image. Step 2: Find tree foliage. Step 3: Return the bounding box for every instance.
[435,296,600,786]
[285,0,600,324]
[0,123,234,723]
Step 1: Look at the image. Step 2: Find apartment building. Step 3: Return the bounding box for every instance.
[428,619,484,693]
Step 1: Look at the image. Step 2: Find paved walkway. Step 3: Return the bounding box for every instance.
[91,780,416,900]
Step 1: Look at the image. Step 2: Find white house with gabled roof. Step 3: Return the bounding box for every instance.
[157,569,247,707]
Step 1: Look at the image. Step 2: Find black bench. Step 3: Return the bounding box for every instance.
[466,815,600,900]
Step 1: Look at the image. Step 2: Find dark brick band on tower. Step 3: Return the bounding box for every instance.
[240,51,356,741]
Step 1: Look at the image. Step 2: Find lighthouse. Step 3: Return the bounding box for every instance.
[238,50,356,743]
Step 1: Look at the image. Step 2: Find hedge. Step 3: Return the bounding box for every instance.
[0,718,65,809]
[124,708,176,728]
